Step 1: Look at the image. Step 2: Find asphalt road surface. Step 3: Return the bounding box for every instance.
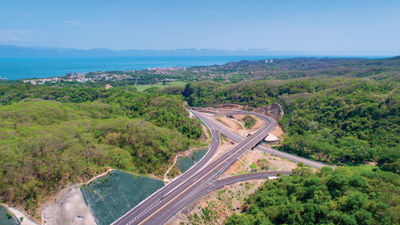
[111,123,221,225]
[140,110,276,225]
[112,109,326,225]
[208,109,327,169]
[147,171,292,225]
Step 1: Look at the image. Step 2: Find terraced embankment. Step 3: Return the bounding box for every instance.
[81,171,164,225]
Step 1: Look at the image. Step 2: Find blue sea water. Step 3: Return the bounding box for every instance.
[0,56,272,80]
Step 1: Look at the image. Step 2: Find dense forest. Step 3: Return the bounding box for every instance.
[179,78,400,173]
[178,59,400,225]
[226,165,400,225]
[0,84,203,216]
[1,57,400,222]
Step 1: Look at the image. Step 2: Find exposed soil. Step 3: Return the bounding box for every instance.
[234,114,263,132]
[36,106,286,225]
[167,106,290,224]
[221,149,298,178]
[167,179,266,225]
[84,168,113,185]
[254,103,284,121]
[222,157,248,176]
[41,184,96,225]
[216,116,241,131]
[215,104,245,110]
[215,114,264,137]
[270,124,284,142]
[267,154,298,171]
[167,107,293,224]
[215,113,283,143]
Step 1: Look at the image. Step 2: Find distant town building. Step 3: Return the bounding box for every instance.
[21,71,132,85]
[265,59,274,64]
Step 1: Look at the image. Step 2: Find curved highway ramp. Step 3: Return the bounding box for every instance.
[111,109,327,225]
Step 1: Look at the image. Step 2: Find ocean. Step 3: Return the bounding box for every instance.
[0,56,272,80]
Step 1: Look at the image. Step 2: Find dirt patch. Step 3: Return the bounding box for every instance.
[167,179,266,225]
[216,116,241,130]
[42,184,96,225]
[215,104,245,110]
[267,155,298,171]
[221,149,297,178]
[254,103,284,121]
[215,114,264,137]
[234,114,263,133]
[222,158,248,176]
[84,168,113,185]
[270,124,284,142]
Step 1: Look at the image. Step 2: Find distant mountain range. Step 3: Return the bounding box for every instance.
[0,45,304,58]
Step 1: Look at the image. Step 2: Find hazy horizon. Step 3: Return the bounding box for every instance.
[1,44,398,58]
[1,0,399,56]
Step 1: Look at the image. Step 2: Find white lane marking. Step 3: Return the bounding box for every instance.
[122,110,274,225]
[137,124,271,224]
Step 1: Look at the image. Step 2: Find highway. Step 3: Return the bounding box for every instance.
[147,171,292,225]
[207,109,327,169]
[140,110,276,224]
[112,108,326,225]
[111,128,221,225]
[212,170,291,190]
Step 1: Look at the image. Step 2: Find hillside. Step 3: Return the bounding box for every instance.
[0,86,204,218]
[226,166,400,225]
[1,57,400,224]
[180,78,400,172]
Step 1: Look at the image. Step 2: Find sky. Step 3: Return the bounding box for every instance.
[1,0,399,55]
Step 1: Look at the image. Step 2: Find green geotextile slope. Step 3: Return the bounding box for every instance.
[80,170,164,225]
[193,148,208,162]
[176,148,208,173]
[0,207,20,225]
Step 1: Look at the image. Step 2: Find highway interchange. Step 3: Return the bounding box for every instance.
[112,108,326,225]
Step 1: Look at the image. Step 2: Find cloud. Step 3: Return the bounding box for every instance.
[0,29,45,44]
[64,20,84,27]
